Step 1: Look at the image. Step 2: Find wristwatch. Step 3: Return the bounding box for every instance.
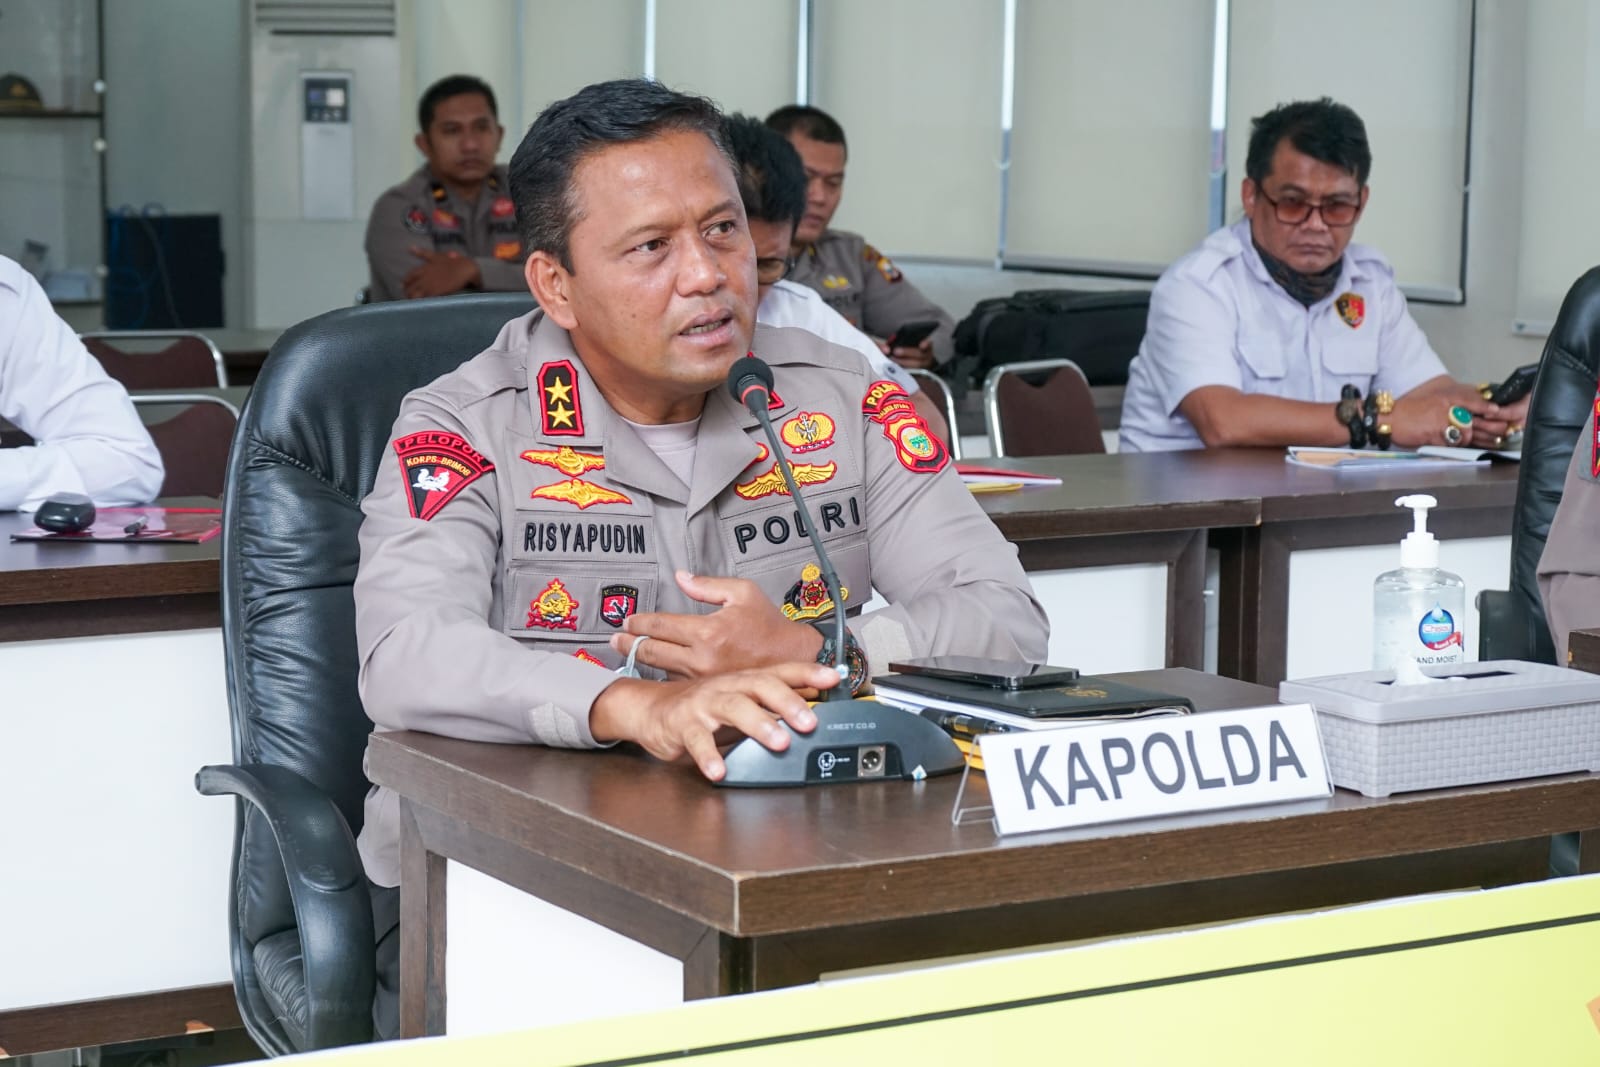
[812,622,868,696]
[1336,384,1366,448]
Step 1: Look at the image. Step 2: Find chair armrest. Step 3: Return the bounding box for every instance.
[197,763,374,1049]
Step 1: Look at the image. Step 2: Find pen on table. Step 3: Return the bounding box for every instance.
[123,515,149,537]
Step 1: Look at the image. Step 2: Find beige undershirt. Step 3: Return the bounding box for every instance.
[621,414,701,489]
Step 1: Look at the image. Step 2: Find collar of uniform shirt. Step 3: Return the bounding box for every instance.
[1253,238,1343,308]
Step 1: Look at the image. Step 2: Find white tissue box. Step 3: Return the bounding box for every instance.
[1277,660,1600,797]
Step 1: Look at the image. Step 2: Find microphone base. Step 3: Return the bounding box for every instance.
[717,699,966,787]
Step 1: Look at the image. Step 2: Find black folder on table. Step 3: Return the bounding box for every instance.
[871,672,1193,724]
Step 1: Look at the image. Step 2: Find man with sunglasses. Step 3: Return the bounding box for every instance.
[1120,98,1526,453]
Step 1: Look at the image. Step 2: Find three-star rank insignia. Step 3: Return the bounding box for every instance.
[782,562,847,622]
[538,360,585,436]
[780,410,836,453]
[1335,291,1365,328]
[734,460,837,500]
[527,578,579,630]
[393,430,495,521]
[521,445,605,477]
[531,478,633,509]
[599,584,639,627]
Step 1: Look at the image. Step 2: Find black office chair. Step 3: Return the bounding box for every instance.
[195,292,537,1055]
[1477,267,1600,663]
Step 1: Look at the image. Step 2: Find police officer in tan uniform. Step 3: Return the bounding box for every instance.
[1538,405,1600,662]
[766,105,956,369]
[353,79,1046,1038]
[363,75,526,302]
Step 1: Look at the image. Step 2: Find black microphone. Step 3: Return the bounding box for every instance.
[726,355,848,702]
[716,355,964,787]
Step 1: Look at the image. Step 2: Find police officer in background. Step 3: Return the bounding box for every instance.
[765,105,957,370]
[723,113,950,445]
[1538,412,1600,663]
[353,79,1045,1038]
[363,75,526,302]
[1119,98,1529,453]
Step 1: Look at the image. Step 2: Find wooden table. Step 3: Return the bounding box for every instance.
[0,505,220,642]
[979,452,1258,669]
[1570,628,1600,673]
[974,450,1520,684]
[0,507,238,1056]
[1209,449,1519,685]
[369,668,1594,1038]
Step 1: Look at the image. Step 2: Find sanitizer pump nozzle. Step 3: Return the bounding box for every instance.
[1395,494,1440,570]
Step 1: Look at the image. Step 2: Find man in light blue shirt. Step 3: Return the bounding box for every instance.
[1120,98,1525,453]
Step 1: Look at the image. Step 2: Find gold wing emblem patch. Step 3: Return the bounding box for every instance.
[733,461,837,501]
[531,478,633,509]
[521,445,606,477]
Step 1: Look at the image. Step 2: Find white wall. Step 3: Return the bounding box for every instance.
[103,0,247,329]
[1410,0,1544,383]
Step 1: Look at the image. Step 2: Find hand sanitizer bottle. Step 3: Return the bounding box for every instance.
[1373,494,1467,676]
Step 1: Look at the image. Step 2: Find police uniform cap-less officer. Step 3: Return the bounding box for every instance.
[1538,402,1600,662]
[353,311,1047,887]
[363,164,527,303]
[1119,217,1447,453]
[786,229,957,366]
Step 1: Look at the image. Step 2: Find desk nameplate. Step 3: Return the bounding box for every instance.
[978,704,1331,836]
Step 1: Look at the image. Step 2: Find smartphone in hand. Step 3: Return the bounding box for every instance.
[1486,362,1538,406]
[885,319,939,351]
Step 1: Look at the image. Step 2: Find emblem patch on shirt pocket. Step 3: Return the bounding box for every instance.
[505,563,657,640]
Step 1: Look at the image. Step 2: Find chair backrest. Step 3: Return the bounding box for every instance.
[219,292,536,1050]
[983,358,1105,457]
[1506,267,1600,661]
[131,393,239,498]
[907,368,963,460]
[81,330,228,388]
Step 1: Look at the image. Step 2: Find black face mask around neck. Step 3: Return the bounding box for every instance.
[1253,238,1343,308]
